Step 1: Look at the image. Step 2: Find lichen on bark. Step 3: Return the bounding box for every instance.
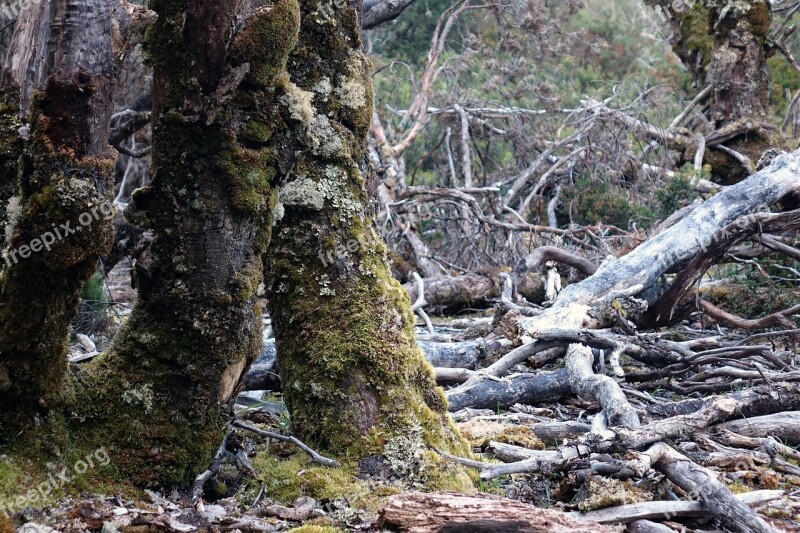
[0,0,117,445]
[264,0,471,485]
[66,0,302,486]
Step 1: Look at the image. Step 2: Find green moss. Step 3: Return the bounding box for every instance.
[745,0,772,38]
[231,0,301,85]
[252,453,380,509]
[680,2,712,70]
[577,476,652,512]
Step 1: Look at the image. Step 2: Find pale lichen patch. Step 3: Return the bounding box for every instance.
[4,195,20,244]
[309,115,344,157]
[279,175,337,210]
[335,77,366,109]
[280,79,315,127]
[121,382,155,414]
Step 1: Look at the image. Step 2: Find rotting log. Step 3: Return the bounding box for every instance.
[379,491,620,533]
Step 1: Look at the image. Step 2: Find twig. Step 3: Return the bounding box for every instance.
[232,421,340,467]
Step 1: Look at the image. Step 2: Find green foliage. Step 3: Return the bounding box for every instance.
[562,177,654,228]
[768,55,800,118]
[653,164,705,219]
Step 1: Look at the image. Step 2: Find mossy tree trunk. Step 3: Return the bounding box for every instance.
[0,0,117,443]
[69,0,301,486]
[265,0,470,477]
[647,0,777,182]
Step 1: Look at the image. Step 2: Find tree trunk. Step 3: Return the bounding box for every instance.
[646,0,778,183]
[0,0,117,443]
[68,0,301,486]
[265,0,470,469]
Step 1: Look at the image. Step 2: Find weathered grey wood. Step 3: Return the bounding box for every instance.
[446,368,572,411]
[529,420,591,443]
[418,340,484,368]
[486,441,562,463]
[565,343,640,429]
[517,151,800,333]
[643,443,778,533]
[433,367,474,383]
[612,383,800,450]
[362,0,418,30]
[716,412,800,443]
[573,490,783,525]
[626,519,677,533]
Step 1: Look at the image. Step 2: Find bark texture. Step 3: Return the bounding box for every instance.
[265,0,469,465]
[0,0,116,442]
[380,492,619,533]
[69,0,300,485]
[646,0,778,182]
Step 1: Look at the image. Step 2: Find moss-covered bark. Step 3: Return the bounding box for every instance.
[647,0,779,183]
[265,0,470,478]
[0,0,116,444]
[68,0,301,486]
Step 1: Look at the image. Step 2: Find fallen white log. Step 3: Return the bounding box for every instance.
[517,150,800,333]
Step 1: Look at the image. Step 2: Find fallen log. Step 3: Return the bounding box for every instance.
[611,383,800,450]
[641,442,777,533]
[403,270,545,311]
[716,412,800,442]
[379,491,620,533]
[573,490,783,525]
[516,150,800,333]
[446,368,572,411]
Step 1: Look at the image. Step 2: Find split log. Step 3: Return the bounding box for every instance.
[641,442,777,533]
[446,368,572,411]
[379,491,620,533]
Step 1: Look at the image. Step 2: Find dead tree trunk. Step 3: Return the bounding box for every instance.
[448,152,800,408]
[264,0,470,469]
[518,150,800,333]
[68,0,301,486]
[0,0,117,443]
